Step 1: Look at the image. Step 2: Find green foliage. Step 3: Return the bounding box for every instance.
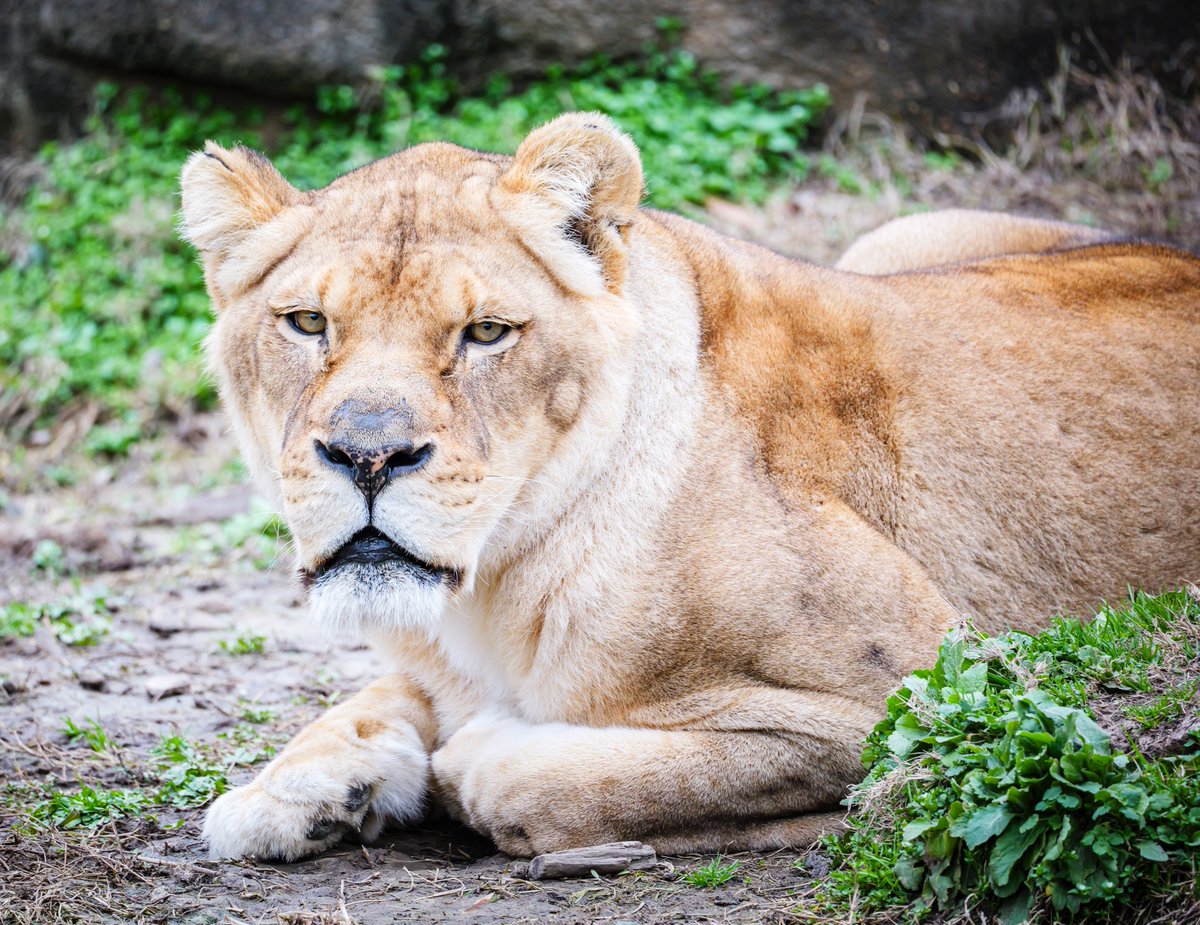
[818,153,875,196]
[152,734,230,808]
[811,827,912,911]
[238,700,278,724]
[683,856,741,887]
[30,725,279,830]
[217,720,280,766]
[218,632,266,656]
[31,539,68,577]
[174,500,291,571]
[30,785,147,829]
[922,150,963,172]
[61,717,113,753]
[0,595,113,646]
[1144,157,1174,192]
[0,602,38,639]
[819,590,1200,924]
[1124,680,1198,731]
[0,40,829,456]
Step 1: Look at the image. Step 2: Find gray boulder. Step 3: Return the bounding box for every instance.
[1,0,1195,154]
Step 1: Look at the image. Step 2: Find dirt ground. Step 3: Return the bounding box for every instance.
[0,418,842,924]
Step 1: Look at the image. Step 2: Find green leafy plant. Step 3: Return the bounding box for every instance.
[30,725,280,829]
[174,501,292,570]
[217,721,280,767]
[0,603,38,639]
[238,700,278,724]
[31,539,69,577]
[0,595,113,646]
[818,589,1200,924]
[30,786,147,829]
[218,632,266,656]
[152,734,231,808]
[683,856,741,887]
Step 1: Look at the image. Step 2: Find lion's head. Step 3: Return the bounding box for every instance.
[180,114,645,633]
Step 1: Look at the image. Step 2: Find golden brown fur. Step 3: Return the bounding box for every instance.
[179,114,1200,862]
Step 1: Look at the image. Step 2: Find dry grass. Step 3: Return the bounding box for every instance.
[706,43,1199,265]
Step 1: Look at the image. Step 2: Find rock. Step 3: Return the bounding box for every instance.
[803,850,832,878]
[1,677,28,695]
[150,614,189,638]
[455,0,1198,137]
[3,0,1196,153]
[77,669,107,691]
[145,672,191,700]
[35,0,449,95]
[527,841,657,880]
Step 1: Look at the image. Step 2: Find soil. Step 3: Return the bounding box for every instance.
[0,423,835,924]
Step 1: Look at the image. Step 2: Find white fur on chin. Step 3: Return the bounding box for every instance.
[309,562,449,638]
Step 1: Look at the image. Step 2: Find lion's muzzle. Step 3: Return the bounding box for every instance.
[314,526,459,590]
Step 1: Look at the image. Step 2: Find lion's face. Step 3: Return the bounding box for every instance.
[181,117,644,631]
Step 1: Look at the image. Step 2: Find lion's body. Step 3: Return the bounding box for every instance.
[654,212,1200,625]
[180,116,1200,861]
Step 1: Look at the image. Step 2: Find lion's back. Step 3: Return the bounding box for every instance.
[881,242,1200,629]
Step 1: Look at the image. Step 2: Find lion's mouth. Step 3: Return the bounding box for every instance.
[311,526,459,589]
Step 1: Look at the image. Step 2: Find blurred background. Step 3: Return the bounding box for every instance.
[0,3,1197,921]
[1,0,1198,466]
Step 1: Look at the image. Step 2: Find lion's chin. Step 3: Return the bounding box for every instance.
[306,561,449,636]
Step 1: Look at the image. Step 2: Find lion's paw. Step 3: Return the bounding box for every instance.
[432,716,607,856]
[204,732,428,861]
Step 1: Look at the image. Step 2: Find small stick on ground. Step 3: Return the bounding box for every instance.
[527,841,657,880]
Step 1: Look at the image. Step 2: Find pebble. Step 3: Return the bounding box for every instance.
[1,677,27,695]
[148,614,187,636]
[145,672,192,700]
[78,669,107,691]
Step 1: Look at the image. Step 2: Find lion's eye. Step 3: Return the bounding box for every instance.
[288,311,327,335]
[465,320,511,345]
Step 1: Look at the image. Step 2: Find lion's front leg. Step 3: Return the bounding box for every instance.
[204,675,436,861]
[431,697,870,857]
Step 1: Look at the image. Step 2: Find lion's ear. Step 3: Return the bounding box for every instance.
[499,113,644,294]
[180,142,299,259]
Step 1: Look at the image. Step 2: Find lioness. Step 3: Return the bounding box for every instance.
[180,114,1200,861]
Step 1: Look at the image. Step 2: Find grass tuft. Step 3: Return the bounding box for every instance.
[683,856,741,888]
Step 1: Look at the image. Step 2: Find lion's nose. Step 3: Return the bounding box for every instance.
[315,439,433,498]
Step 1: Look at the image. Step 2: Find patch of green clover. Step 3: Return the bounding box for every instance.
[817,589,1200,924]
[0,36,829,458]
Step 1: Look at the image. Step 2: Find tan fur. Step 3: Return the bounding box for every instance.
[836,209,1112,274]
[179,115,1200,862]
